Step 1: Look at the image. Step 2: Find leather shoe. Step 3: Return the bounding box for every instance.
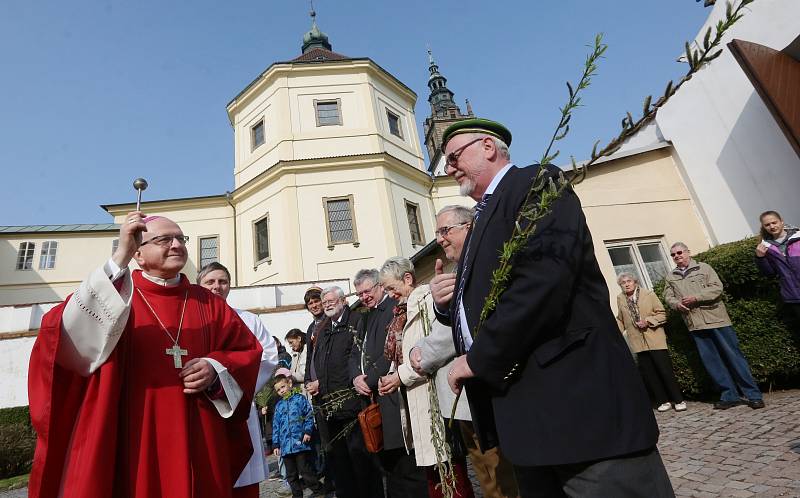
[713,400,743,410]
[747,399,765,409]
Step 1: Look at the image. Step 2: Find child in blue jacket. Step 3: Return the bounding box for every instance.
[272,370,325,498]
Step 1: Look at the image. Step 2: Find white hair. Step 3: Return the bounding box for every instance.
[379,256,415,282]
[321,286,345,300]
[436,205,474,225]
[616,272,639,285]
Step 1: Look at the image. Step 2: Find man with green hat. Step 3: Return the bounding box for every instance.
[430,118,673,496]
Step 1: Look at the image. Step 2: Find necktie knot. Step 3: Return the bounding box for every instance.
[474,193,492,219]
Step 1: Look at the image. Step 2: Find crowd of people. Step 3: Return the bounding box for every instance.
[26,118,797,498]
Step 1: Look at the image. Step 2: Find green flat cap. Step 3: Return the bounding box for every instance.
[441,118,512,152]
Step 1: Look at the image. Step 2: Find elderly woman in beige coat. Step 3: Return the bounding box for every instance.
[616,272,686,413]
[376,256,474,498]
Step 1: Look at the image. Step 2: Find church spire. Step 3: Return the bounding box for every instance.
[302,1,332,53]
[422,48,473,172]
[426,47,459,117]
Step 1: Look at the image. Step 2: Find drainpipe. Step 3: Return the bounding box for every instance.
[225,191,239,286]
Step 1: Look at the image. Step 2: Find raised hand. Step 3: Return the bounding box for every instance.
[113,211,148,268]
[429,259,457,308]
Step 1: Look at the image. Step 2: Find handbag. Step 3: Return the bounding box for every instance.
[358,394,383,453]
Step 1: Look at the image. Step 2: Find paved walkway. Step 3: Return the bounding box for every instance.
[658,390,800,497]
[5,391,800,497]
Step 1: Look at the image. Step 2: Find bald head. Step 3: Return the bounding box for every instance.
[134,216,188,278]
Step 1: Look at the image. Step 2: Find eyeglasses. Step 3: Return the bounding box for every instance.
[355,283,380,297]
[140,235,190,247]
[321,299,341,307]
[445,138,485,167]
[435,222,470,238]
[670,250,685,257]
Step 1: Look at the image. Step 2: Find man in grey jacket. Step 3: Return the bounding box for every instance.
[663,242,764,410]
[410,205,519,498]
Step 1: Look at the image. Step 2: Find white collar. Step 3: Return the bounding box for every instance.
[141,271,182,287]
[484,162,515,197]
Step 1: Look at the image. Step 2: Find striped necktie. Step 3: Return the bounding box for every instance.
[453,193,492,352]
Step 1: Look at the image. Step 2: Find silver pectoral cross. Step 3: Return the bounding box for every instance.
[166,345,188,368]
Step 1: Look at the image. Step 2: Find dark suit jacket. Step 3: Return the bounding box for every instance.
[437,164,658,466]
[305,306,362,420]
[348,295,405,450]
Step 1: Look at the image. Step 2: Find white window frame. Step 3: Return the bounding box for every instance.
[251,119,265,151]
[39,241,58,270]
[252,214,271,266]
[386,109,403,139]
[404,199,424,246]
[16,242,35,271]
[605,238,671,290]
[323,195,359,249]
[314,99,342,127]
[198,235,219,269]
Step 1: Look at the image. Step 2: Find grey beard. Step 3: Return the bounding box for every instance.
[459,179,475,197]
[324,307,343,318]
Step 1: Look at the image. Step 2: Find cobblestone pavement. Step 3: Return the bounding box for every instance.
[657,390,800,497]
[5,391,799,497]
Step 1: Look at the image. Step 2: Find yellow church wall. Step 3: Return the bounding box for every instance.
[230,62,423,188]
[573,146,711,306]
[0,232,117,305]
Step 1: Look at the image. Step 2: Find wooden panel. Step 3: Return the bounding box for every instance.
[729,39,800,159]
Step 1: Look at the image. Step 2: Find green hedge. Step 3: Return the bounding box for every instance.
[0,406,35,480]
[654,237,800,397]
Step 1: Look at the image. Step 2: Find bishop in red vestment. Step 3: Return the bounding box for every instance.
[27,214,263,498]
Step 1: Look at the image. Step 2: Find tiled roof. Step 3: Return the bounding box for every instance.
[290,48,349,63]
[0,223,119,234]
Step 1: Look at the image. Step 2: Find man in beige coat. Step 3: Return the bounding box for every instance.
[663,242,764,410]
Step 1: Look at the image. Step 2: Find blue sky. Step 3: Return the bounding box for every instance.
[0,1,710,226]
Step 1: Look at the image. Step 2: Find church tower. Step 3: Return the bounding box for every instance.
[220,8,433,285]
[422,50,474,173]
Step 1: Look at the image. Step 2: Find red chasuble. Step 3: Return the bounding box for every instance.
[28,271,263,498]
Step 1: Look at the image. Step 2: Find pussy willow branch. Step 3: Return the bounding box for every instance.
[450,0,754,421]
[314,387,358,419]
[418,296,457,498]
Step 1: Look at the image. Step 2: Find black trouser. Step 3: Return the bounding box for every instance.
[637,350,683,405]
[379,447,428,498]
[514,447,674,498]
[284,450,324,498]
[326,418,385,498]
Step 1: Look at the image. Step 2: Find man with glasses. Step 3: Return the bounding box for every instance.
[348,269,427,497]
[306,286,384,498]
[664,242,764,410]
[429,119,671,497]
[410,205,520,498]
[28,213,263,498]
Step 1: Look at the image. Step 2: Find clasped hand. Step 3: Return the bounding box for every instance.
[378,373,400,395]
[179,358,216,394]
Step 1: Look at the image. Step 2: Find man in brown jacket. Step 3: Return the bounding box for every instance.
[663,242,764,410]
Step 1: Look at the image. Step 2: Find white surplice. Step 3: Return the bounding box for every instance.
[234,309,279,488]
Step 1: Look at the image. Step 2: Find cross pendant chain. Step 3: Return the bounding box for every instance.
[136,288,190,369]
[166,345,189,368]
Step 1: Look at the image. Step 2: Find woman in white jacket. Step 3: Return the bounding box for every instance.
[376,256,474,498]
